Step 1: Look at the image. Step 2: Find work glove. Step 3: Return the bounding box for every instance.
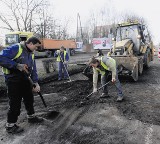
[112,78,116,83]
[57,50,61,55]
[32,83,40,93]
[93,88,97,93]
[16,63,29,74]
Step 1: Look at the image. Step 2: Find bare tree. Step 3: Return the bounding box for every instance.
[119,12,153,40]
[59,18,71,40]
[47,19,59,39]
[33,2,54,39]
[120,12,148,25]
[0,15,14,31]
[87,12,98,39]
[0,0,47,31]
[84,0,118,41]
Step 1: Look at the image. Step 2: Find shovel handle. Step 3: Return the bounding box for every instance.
[86,81,111,99]
[28,76,36,88]
[26,75,47,108]
[37,92,47,108]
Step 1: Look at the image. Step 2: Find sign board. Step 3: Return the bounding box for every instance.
[76,42,83,51]
[92,37,112,50]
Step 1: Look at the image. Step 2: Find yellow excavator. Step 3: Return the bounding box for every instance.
[82,21,154,81]
[109,20,154,81]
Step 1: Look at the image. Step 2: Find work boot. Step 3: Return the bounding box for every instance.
[100,93,109,98]
[6,124,24,134]
[116,96,124,102]
[28,115,44,123]
[64,77,69,80]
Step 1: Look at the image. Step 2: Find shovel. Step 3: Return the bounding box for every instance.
[85,81,111,100]
[79,81,111,106]
[26,74,59,118]
[27,76,47,108]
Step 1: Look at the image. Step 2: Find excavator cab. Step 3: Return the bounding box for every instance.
[114,22,143,55]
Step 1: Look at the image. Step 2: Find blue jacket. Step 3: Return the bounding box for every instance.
[0,43,38,83]
[54,50,69,62]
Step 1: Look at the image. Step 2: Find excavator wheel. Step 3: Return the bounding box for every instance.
[138,59,143,75]
[70,49,75,56]
[131,63,138,81]
[144,49,151,69]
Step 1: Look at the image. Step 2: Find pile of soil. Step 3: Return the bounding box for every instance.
[39,70,160,126]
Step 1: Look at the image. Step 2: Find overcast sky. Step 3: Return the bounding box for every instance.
[0,0,160,45]
[51,0,160,45]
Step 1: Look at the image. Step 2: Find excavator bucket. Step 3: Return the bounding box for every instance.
[82,56,139,81]
[82,65,93,80]
[112,56,139,81]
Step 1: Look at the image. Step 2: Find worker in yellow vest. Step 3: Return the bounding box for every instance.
[0,37,43,134]
[54,46,69,81]
[88,56,124,102]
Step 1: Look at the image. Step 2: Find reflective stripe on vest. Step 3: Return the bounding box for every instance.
[32,53,34,60]
[96,56,115,75]
[2,44,34,74]
[56,51,67,62]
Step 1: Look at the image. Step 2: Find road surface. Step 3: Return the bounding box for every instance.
[0,52,160,144]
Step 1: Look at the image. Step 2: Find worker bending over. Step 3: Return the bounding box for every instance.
[54,46,69,81]
[0,37,44,134]
[88,56,124,102]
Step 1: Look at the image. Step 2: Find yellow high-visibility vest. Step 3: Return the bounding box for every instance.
[96,56,115,75]
[56,51,67,62]
[2,44,34,74]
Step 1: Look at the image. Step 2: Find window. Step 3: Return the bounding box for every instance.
[116,25,138,42]
[5,34,19,45]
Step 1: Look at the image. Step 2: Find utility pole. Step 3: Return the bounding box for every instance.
[76,13,83,42]
[76,13,79,42]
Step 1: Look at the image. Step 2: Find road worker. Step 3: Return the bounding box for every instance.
[54,46,69,81]
[83,49,104,78]
[0,37,44,134]
[88,56,124,102]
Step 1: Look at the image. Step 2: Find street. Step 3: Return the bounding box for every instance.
[0,0,160,143]
[0,52,160,144]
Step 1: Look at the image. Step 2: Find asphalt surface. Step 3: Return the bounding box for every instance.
[0,51,160,144]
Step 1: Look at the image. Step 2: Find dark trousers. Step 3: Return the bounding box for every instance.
[6,78,35,123]
[101,70,123,97]
[101,70,110,94]
[58,62,68,79]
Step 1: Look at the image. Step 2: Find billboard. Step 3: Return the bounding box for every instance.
[92,37,112,50]
[76,42,83,51]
